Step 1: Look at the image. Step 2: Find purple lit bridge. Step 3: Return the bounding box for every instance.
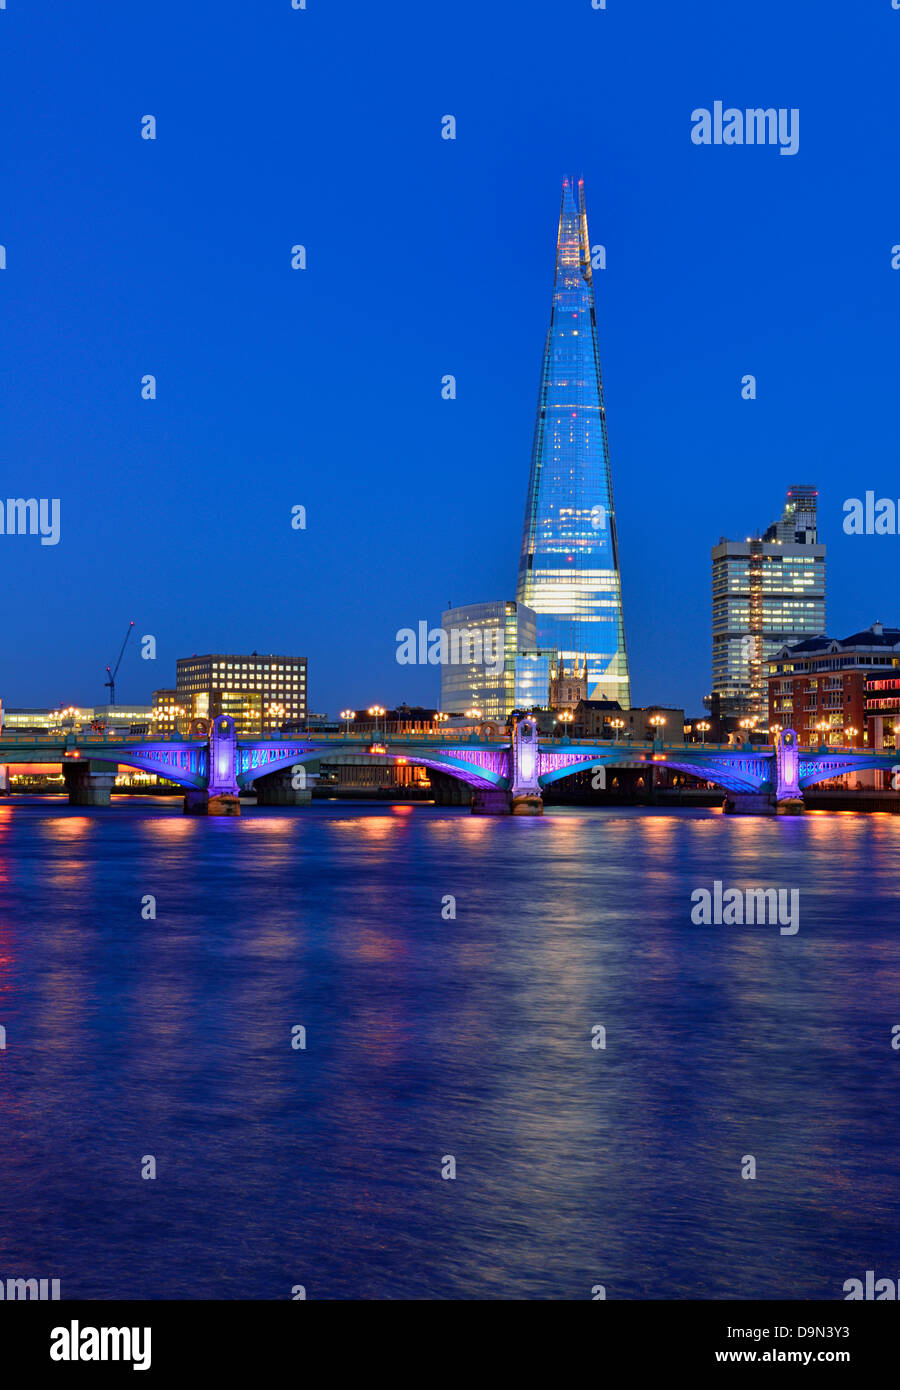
[0,719,896,815]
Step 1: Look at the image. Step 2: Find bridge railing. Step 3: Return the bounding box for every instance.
[257,730,512,745]
[0,729,879,757]
[536,738,765,753]
[0,731,751,752]
[0,733,207,747]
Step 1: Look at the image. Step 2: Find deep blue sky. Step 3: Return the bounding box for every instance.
[2,0,899,717]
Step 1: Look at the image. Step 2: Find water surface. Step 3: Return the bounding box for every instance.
[0,797,897,1299]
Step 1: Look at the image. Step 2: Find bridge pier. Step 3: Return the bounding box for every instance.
[253,766,315,806]
[723,795,806,811]
[186,715,242,815]
[471,789,513,816]
[723,791,776,816]
[507,716,543,815]
[773,728,804,814]
[183,789,241,816]
[723,791,806,815]
[466,788,547,816]
[63,760,116,807]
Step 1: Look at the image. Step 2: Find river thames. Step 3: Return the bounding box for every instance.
[0,796,897,1300]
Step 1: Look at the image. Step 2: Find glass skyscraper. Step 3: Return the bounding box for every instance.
[711,485,826,721]
[440,601,538,722]
[516,176,631,707]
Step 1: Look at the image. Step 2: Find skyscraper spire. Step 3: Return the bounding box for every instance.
[516,176,631,708]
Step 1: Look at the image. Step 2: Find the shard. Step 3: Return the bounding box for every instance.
[517,176,631,707]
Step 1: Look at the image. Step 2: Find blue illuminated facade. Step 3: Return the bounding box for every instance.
[517,176,631,707]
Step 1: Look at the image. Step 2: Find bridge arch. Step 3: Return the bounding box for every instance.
[537,750,768,794]
[658,758,770,793]
[67,743,209,791]
[237,746,510,791]
[799,755,895,790]
[236,743,318,789]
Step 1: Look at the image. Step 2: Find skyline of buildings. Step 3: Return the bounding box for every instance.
[0,188,892,731]
[1,472,892,743]
[6,5,899,739]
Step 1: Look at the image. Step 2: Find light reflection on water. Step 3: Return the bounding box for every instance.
[0,796,898,1299]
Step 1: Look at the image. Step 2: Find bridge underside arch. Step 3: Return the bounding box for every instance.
[659,759,770,793]
[250,748,508,791]
[407,754,508,790]
[799,757,894,789]
[74,746,208,791]
[236,744,319,789]
[538,753,767,794]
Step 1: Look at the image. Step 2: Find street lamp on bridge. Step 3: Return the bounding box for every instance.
[815,719,830,751]
[340,709,355,737]
[609,717,625,743]
[739,717,757,747]
[844,725,858,748]
[368,705,386,738]
[649,714,666,746]
[695,720,711,746]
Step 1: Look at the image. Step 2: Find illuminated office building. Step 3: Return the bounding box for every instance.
[0,705,152,732]
[711,485,826,721]
[176,652,307,736]
[517,175,631,707]
[440,601,537,722]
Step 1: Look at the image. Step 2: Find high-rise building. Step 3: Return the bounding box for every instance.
[764,483,819,545]
[440,601,537,722]
[711,485,826,721]
[517,175,631,707]
[176,652,307,736]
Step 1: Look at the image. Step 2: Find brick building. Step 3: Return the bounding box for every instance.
[767,623,900,747]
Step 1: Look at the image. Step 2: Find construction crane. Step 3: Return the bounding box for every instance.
[104,621,135,708]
